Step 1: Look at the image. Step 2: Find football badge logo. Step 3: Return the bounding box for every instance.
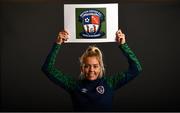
[79,9,105,38]
[96,86,105,94]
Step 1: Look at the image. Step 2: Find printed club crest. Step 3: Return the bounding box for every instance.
[79,9,105,38]
[96,86,105,94]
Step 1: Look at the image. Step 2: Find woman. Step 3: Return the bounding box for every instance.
[42,29,142,111]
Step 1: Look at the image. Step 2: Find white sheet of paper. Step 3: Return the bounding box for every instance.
[64,3,118,43]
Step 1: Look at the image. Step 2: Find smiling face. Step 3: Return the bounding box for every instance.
[81,56,101,81]
[79,45,105,80]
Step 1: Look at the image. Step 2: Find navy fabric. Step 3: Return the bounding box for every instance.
[71,78,113,111]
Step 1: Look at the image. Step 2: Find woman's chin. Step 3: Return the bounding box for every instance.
[86,75,97,81]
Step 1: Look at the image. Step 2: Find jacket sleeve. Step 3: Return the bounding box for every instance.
[41,43,77,92]
[105,43,142,90]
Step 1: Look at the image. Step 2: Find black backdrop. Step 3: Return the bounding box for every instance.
[1,0,180,112]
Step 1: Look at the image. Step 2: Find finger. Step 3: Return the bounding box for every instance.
[61,36,67,40]
[64,30,69,35]
[116,37,122,43]
[118,29,122,34]
[62,35,69,40]
[61,29,69,35]
[58,33,64,39]
[60,32,66,36]
[59,32,68,38]
[59,30,68,36]
[116,30,119,34]
[116,30,122,35]
[118,33,125,37]
[57,34,62,40]
[62,31,69,36]
[62,32,70,39]
[62,38,68,42]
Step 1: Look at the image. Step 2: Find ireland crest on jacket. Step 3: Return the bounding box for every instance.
[76,8,106,38]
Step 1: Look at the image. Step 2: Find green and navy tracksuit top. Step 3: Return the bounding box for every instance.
[42,43,142,111]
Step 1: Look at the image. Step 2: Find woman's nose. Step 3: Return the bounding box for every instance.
[90,66,94,71]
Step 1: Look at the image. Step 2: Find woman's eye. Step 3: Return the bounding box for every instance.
[94,65,98,68]
[84,65,89,68]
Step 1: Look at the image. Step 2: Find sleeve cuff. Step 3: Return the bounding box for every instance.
[118,43,128,48]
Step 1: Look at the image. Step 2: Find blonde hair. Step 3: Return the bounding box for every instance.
[79,45,105,80]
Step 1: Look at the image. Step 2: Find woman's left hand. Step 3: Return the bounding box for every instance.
[116,29,126,45]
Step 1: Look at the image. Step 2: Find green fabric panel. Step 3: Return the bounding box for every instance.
[43,43,77,91]
[105,43,142,89]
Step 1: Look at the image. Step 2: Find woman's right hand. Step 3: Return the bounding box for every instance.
[116,29,126,45]
[56,30,69,45]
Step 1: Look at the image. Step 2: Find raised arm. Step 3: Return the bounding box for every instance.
[106,29,142,90]
[41,30,77,92]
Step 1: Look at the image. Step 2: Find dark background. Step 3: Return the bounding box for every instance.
[1,0,180,112]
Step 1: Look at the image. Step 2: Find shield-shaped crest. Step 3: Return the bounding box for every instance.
[83,15,100,34]
[79,9,105,38]
[96,86,105,94]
